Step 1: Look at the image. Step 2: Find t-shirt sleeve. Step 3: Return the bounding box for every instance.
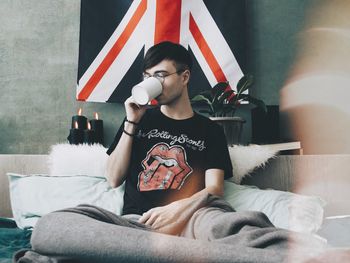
[205,123,233,179]
[106,118,126,155]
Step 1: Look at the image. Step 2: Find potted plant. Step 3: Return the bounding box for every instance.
[191,75,266,145]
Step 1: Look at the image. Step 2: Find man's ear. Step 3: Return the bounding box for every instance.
[182,70,190,85]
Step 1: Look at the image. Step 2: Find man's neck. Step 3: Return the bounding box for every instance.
[160,100,194,120]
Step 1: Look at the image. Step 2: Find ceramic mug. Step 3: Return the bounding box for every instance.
[131,77,162,105]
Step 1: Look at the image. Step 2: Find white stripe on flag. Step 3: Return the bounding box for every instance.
[77,0,143,96]
[88,12,150,102]
[189,37,218,87]
[189,0,243,89]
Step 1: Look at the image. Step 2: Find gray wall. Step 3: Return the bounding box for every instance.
[246,0,313,104]
[0,0,125,154]
[0,0,314,153]
[238,0,314,143]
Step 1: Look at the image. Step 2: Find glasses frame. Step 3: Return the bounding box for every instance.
[142,70,185,84]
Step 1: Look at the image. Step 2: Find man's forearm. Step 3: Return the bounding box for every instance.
[106,122,136,188]
[172,185,222,210]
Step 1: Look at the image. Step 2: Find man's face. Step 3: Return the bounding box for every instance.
[143,59,189,105]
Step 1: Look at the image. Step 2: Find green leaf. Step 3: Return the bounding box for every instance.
[211,82,229,110]
[236,75,253,96]
[191,95,212,105]
[197,90,212,100]
[212,82,229,102]
[218,90,234,104]
[240,94,267,112]
[191,95,215,114]
[212,82,229,97]
[198,109,213,115]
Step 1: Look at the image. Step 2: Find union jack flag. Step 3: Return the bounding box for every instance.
[78,0,246,103]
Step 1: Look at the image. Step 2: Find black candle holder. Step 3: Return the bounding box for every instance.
[83,129,95,145]
[67,128,84,145]
[90,119,104,145]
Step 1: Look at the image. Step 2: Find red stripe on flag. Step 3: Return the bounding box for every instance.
[189,13,228,83]
[77,0,147,101]
[154,0,181,44]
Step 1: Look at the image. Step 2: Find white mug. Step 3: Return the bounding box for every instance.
[131,77,163,105]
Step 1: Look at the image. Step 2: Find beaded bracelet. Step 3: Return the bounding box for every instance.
[123,129,135,137]
[125,119,139,126]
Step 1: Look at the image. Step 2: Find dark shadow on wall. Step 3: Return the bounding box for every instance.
[280,104,350,154]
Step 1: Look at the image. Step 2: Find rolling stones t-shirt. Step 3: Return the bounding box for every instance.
[106,108,232,215]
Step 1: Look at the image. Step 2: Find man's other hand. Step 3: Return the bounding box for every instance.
[138,201,184,234]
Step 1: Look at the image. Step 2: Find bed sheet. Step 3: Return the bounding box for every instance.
[0,218,31,263]
[317,215,350,248]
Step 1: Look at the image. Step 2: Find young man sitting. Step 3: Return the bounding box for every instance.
[106,41,232,234]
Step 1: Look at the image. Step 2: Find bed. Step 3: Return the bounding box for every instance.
[1,147,350,262]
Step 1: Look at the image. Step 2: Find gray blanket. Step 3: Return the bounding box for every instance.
[14,194,350,263]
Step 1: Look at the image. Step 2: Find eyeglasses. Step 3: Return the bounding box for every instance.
[142,70,184,83]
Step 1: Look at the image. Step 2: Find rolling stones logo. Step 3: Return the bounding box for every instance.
[138,143,193,191]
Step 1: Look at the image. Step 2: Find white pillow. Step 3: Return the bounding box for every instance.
[228,145,278,183]
[7,173,124,229]
[223,181,326,233]
[47,143,108,177]
[7,171,325,233]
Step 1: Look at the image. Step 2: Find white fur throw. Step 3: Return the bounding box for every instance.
[47,143,277,184]
[228,144,278,184]
[48,143,108,178]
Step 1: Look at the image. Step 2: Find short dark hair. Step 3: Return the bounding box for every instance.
[143,41,192,72]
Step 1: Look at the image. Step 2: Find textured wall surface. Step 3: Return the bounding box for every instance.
[0,0,125,153]
[246,0,313,105]
[0,0,315,153]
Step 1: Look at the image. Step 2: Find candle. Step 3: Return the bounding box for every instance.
[71,108,88,130]
[83,122,95,144]
[67,121,84,145]
[90,112,104,145]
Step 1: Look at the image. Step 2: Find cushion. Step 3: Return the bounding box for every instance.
[8,171,325,233]
[223,181,326,233]
[8,143,324,234]
[228,144,278,183]
[7,173,124,229]
[47,143,108,177]
[47,143,275,183]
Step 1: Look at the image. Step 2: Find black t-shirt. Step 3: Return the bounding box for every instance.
[106,108,232,215]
